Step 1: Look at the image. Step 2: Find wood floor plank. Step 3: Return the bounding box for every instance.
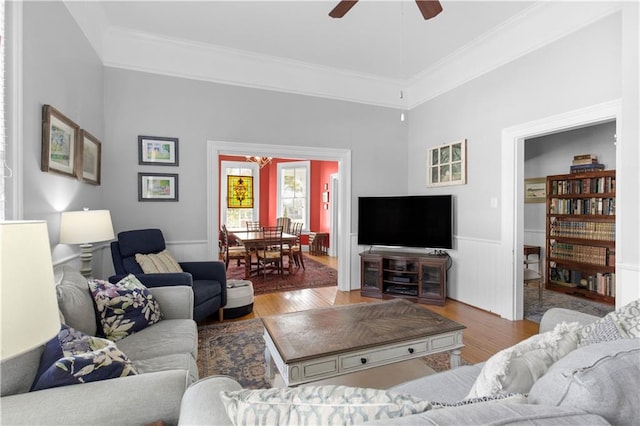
[214,254,540,365]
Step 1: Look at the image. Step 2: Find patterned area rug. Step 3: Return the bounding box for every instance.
[524,285,613,323]
[197,318,469,389]
[225,256,337,295]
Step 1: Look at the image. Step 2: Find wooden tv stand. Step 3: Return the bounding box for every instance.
[359,251,449,305]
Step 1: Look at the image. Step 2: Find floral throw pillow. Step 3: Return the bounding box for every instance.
[31,325,137,391]
[89,275,162,342]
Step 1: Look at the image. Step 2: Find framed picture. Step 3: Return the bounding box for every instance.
[138,135,179,166]
[41,105,80,178]
[79,130,102,185]
[427,139,467,187]
[524,177,546,203]
[138,173,179,201]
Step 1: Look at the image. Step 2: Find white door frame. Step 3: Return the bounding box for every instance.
[501,100,621,320]
[207,141,352,292]
[329,173,339,257]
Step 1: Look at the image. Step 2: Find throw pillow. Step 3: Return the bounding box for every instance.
[579,299,640,346]
[528,338,640,426]
[465,321,582,398]
[220,385,433,426]
[89,275,162,342]
[135,249,183,273]
[31,325,137,391]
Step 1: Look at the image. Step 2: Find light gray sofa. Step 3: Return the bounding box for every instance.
[177,307,640,425]
[1,267,199,426]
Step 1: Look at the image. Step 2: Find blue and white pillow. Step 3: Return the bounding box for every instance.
[89,275,162,342]
[31,325,137,392]
[220,385,433,425]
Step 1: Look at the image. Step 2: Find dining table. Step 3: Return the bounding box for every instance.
[232,230,298,279]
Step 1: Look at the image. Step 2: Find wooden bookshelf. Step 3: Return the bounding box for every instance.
[545,170,616,305]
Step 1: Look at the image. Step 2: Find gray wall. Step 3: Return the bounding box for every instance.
[102,68,407,241]
[406,13,621,241]
[21,1,107,273]
[404,10,640,312]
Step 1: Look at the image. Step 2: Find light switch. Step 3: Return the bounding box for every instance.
[490,197,498,209]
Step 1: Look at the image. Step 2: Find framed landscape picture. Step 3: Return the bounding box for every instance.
[524,177,546,203]
[138,173,179,201]
[138,135,179,166]
[79,130,102,185]
[41,105,80,178]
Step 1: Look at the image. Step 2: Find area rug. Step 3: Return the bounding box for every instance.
[197,318,469,389]
[225,256,337,295]
[523,285,613,323]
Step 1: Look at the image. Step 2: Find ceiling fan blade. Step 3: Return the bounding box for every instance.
[329,0,358,18]
[415,0,443,20]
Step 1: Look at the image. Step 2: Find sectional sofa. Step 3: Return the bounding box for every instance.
[178,304,640,425]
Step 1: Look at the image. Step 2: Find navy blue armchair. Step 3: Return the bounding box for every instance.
[109,228,226,322]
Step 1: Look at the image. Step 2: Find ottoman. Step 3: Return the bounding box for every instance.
[224,280,254,319]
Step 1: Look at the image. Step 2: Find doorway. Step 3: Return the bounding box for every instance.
[207,141,352,292]
[501,100,622,320]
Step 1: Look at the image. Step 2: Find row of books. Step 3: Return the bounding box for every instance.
[549,242,612,266]
[549,266,616,297]
[550,176,615,195]
[550,197,615,215]
[549,220,615,241]
[570,154,606,174]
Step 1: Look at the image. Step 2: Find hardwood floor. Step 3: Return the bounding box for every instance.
[219,254,540,365]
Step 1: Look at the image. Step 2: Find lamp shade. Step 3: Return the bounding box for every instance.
[59,209,114,244]
[0,221,61,360]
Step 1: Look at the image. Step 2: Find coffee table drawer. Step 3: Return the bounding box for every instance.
[340,339,428,371]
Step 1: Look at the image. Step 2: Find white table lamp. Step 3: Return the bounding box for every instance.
[1,221,61,360]
[59,209,115,278]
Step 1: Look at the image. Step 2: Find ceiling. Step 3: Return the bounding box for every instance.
[65,1,618,108]
[94,0,534,80]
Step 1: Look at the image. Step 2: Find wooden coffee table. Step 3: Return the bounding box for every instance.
[262,299,466,386]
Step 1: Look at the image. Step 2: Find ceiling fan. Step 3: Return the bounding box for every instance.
[329,0,443,20]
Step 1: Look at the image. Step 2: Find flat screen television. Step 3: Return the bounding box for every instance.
[357,195,453,249]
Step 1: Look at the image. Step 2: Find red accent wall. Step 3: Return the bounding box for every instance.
[219,155,337,245]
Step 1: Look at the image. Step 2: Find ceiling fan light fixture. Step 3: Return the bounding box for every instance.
[329,0,358,18]
[415,0,443,20]
[329,0,442,20]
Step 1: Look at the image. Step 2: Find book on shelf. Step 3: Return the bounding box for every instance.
[573,154,597,161]
[549,266,616,297]
[572,154,598,166]
[570,163,605,174]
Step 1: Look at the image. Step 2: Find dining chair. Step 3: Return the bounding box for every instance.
[275,216,291,234]
[285,221,305,270]
[256,225,284,279]
[221,225,247,271]
[246,221,262,232]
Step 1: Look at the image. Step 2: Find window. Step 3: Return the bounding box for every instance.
[221,161,259,229]
[278,161,310,231]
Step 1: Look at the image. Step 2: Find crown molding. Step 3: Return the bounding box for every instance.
[102,27,406,109]
[65,1,623,111]
[406,1,623,109]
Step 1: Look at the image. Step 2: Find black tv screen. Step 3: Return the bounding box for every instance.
[357,195,453,249]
